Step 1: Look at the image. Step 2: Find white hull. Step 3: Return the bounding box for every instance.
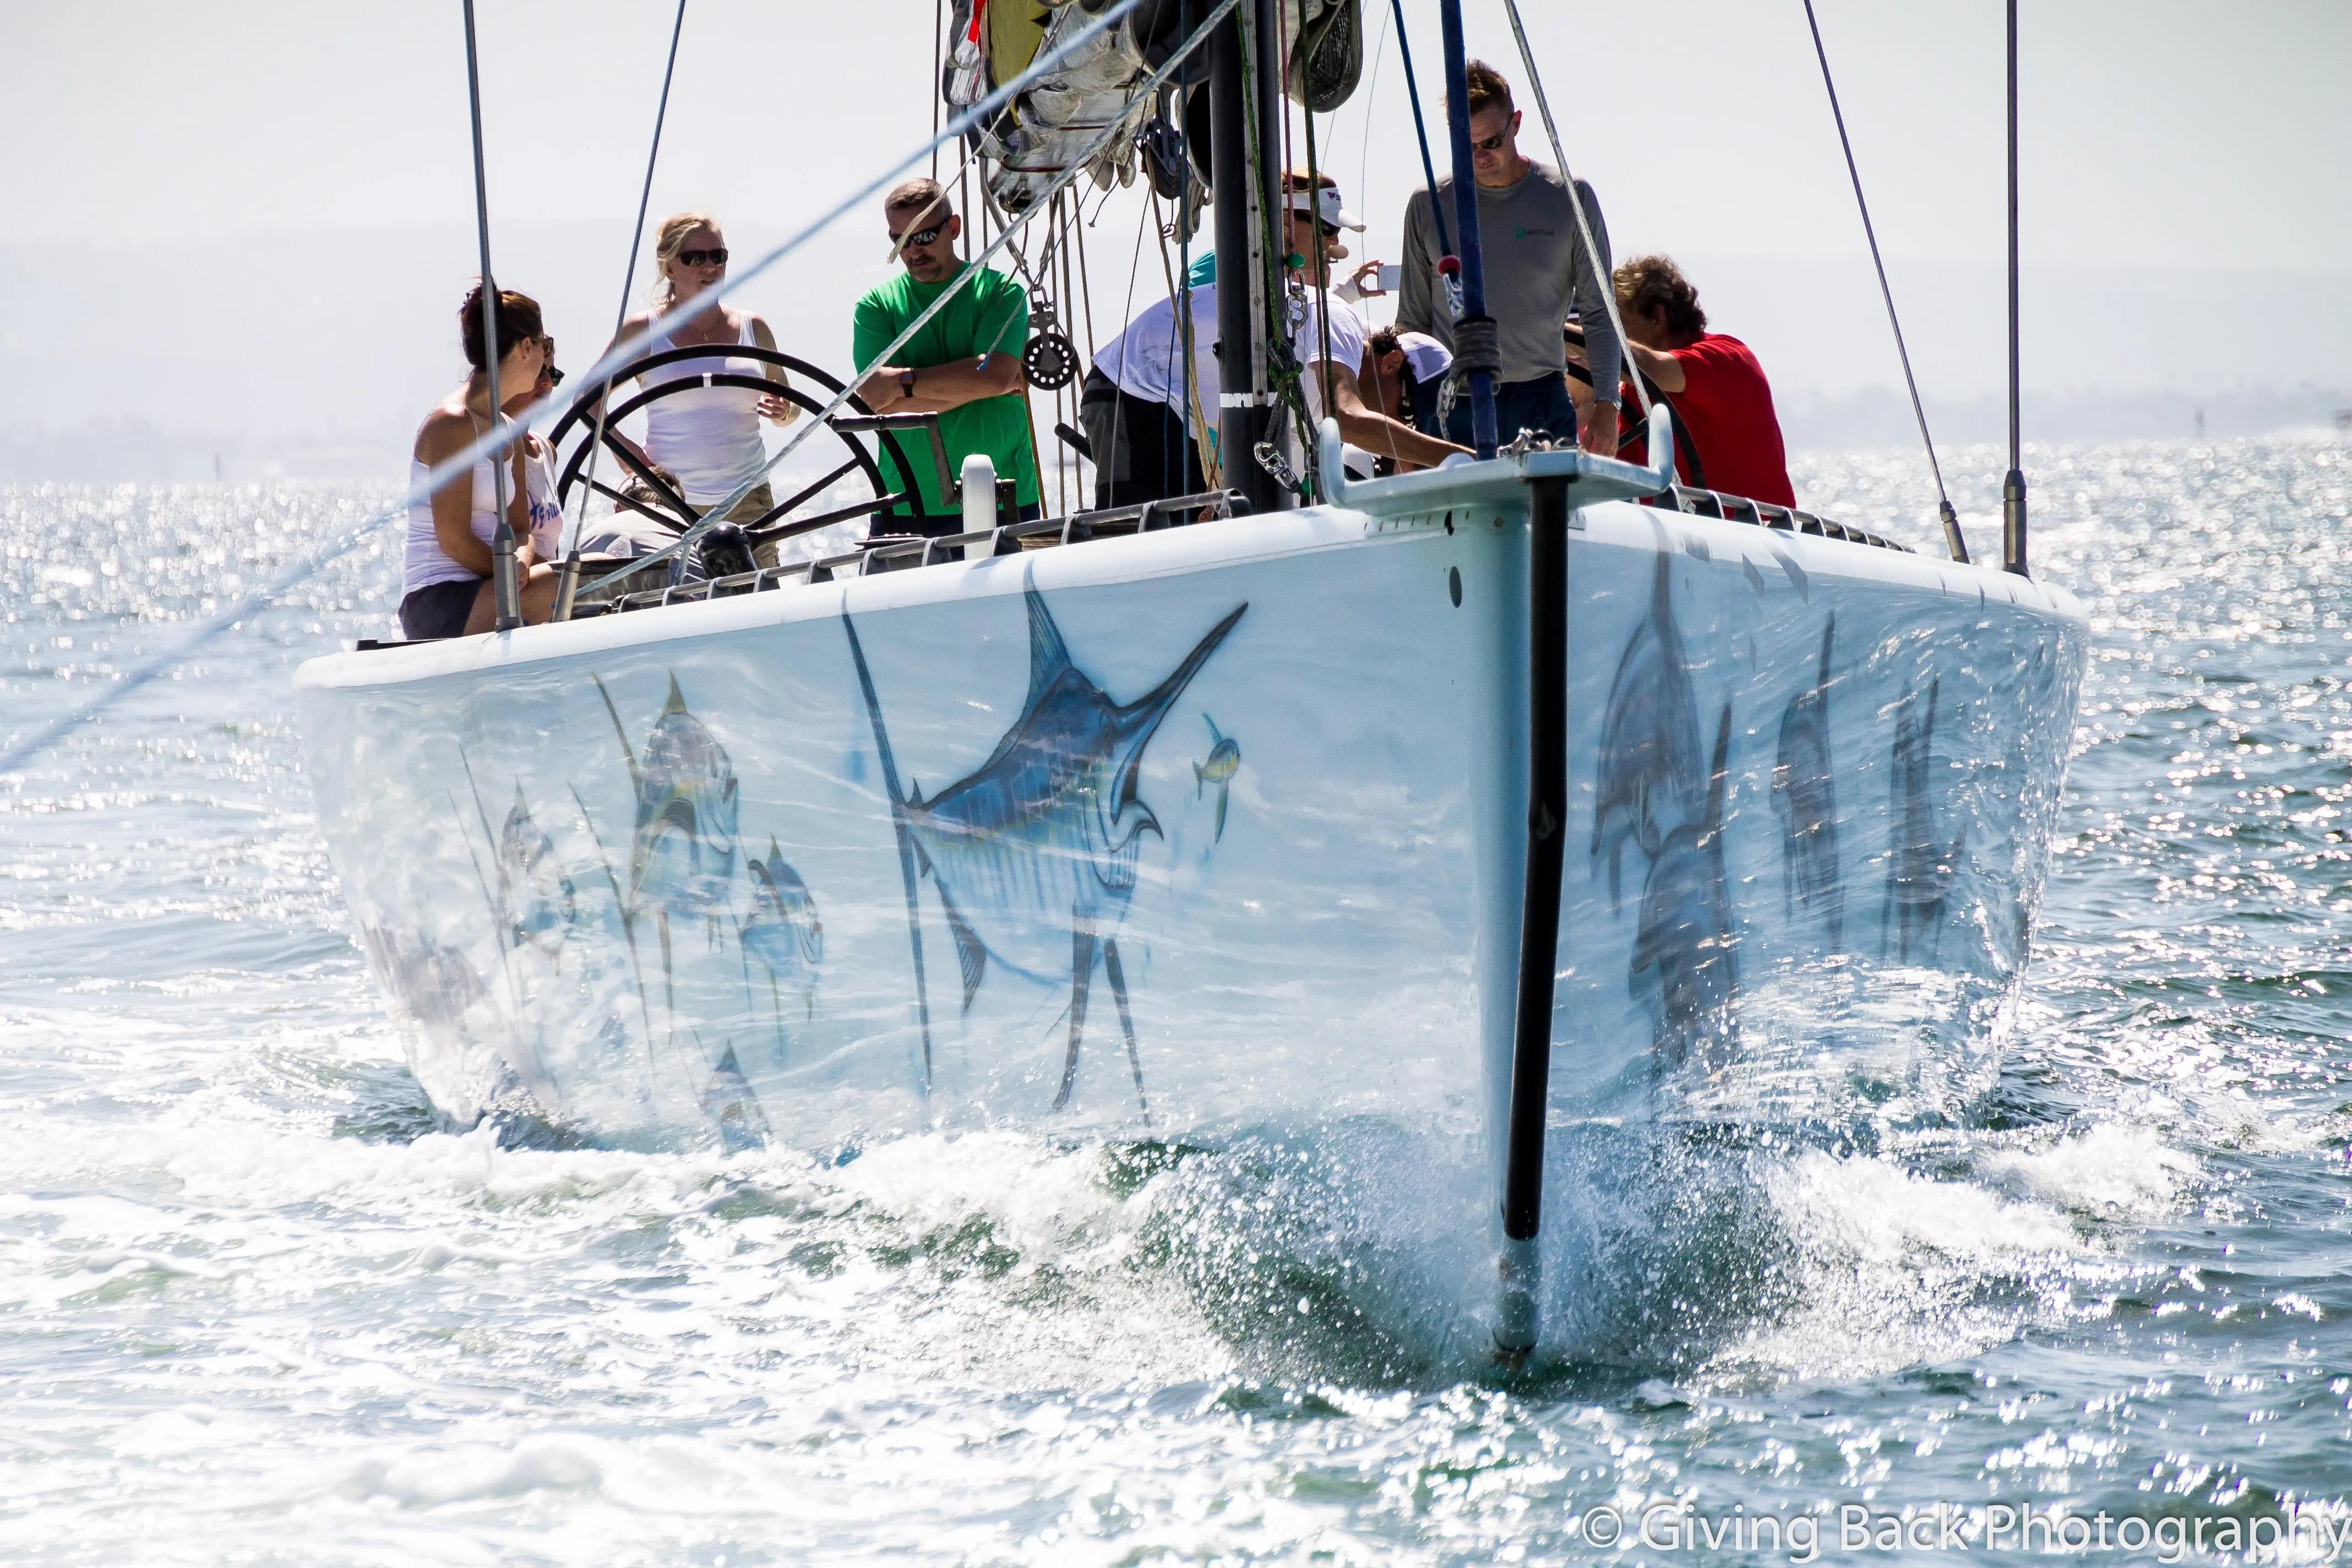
[297,460,2087,1249]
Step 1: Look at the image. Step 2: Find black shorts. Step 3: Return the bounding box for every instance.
[398,578,483,641]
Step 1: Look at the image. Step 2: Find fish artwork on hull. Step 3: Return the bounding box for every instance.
[1771,616,1843,950]
[1883,677,1964,963]
[497,785,578,953]
[843,579,1246,1119]
[738,835,823,1057]
[1592,545,1704,910]
[1194,715,1241,842]
[1630,705,1741,1072]
[593,673,742,1026]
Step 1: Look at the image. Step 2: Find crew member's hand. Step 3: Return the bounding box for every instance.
[858,369,908,412]
[756,393,802,426]
[1347,259,1387,297]
[1580,401,1620,456]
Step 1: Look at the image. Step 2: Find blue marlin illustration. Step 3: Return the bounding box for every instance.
[1630,705,1740,1073]
[738,836,823,1053]
[1592,546,1703,911]
[498,785,577,954]
[1883,678,1965,963]
[1194,715,1242,842]
[843,581,1246,1118]
[1771,616,1843,950]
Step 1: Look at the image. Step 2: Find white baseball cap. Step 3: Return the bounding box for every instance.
[1284,184,1366,232]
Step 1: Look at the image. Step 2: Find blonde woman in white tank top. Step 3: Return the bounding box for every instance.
[401,285,563,641]
[602,214,799,533]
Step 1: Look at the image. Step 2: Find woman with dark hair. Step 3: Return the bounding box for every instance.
[401,285,562,640]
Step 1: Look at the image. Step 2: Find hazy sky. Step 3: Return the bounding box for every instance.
[4,0,2348,463]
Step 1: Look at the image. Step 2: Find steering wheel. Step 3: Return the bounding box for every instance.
[547,345,926,574]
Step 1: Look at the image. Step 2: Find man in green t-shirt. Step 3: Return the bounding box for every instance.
[852,178,1041,537]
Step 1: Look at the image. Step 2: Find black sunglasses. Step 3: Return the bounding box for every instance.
[1474,128,1510,151]
[677,247,728,267]
[890,224,945,251]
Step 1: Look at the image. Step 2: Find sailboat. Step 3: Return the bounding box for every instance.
[295,0,2086,1353]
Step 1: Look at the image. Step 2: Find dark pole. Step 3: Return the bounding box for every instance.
[1435,0,1498,458]
[461,0,521,631]
[1210,1,1282,512]
[1388,0,1451,257]
[1495,472,1571,1359]
[2001,0,2028,578]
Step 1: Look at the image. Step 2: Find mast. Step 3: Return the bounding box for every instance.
[1436,0,1499,457]
[1209,0,1288,513]
[2001,0,2028,576]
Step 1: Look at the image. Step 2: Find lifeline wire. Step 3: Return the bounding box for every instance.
[590,0,1244,600]
[557,0,689,599]
[1800,0,1965,561]
[0,0,1152,780]
[1498,0,1648,426]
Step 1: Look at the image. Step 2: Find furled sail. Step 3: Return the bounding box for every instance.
[946,0,1362,214]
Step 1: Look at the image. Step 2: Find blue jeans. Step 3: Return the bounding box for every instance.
[1441,373,1580,447]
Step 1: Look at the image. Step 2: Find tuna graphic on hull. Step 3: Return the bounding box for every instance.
[1593,546,1703,910]
[497,785,577,954]
[1771,617,1843,949]
[843,580,1246,1119]
[1883,678,1965,964]
[738,836,823,1055]
[1631,706,1740,1072]
[626,675,741,940]
[1194,715,1241,843]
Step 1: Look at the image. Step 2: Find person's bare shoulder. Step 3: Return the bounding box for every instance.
[413,402,477,464]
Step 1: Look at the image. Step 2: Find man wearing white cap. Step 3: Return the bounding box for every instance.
[1085,171,1466,502]
[1270,171,1470,478]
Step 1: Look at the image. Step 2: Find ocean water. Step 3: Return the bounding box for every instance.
[4,438,2351,1565]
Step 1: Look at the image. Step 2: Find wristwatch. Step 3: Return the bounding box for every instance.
[898,369,917,400]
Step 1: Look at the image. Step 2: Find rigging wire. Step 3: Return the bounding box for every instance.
[1355,0,1391,224]
[460,0,521,631]
[556,0,688,617]
[1498,0,1648,427]
[1387,0,1450,259]
[1800,0,1966,562]
[0,0,1163,781]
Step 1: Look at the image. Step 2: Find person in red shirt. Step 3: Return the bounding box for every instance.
[1609,255,1795,508]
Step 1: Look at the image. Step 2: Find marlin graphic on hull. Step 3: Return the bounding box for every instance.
[842,580,1246,1119]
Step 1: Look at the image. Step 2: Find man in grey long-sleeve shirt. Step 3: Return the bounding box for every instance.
[1396,59,1623,454]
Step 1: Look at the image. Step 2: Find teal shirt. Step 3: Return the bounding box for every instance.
[851,260,1039,515]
